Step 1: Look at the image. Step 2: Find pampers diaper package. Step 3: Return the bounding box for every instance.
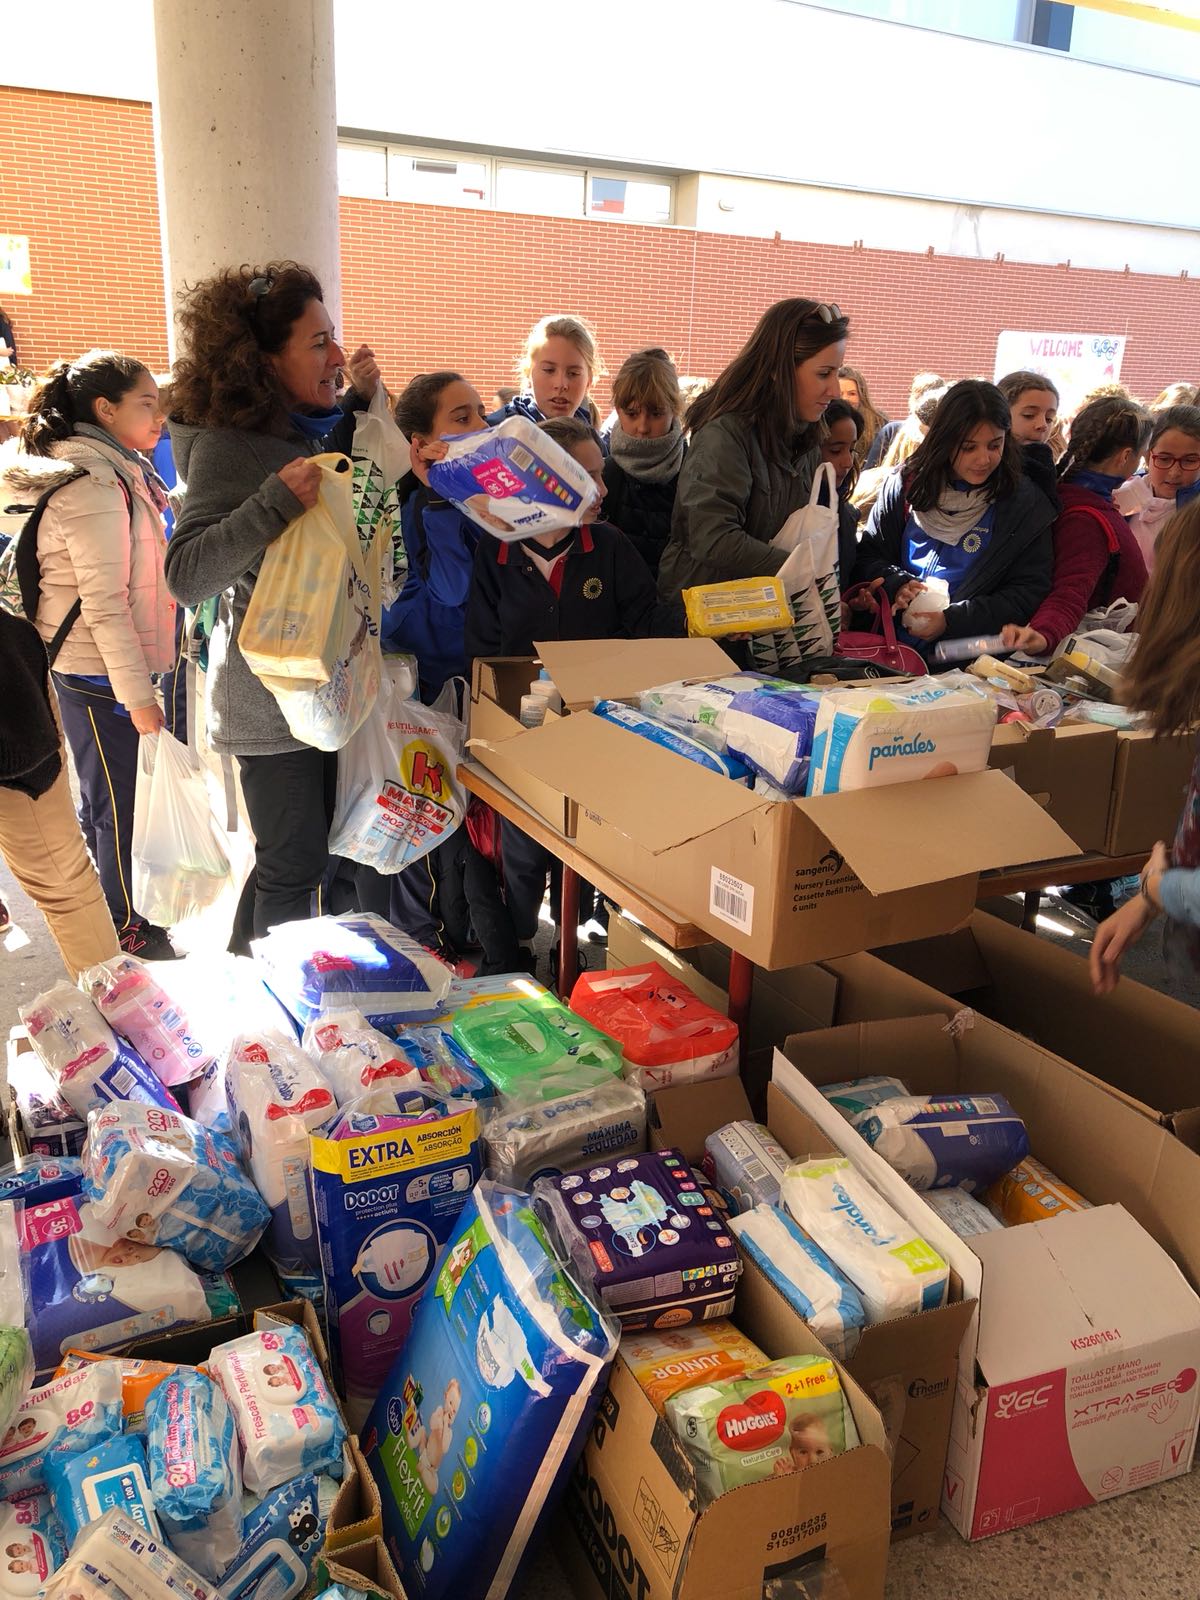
[0,1362,123,1498]
[223,1471,337,1600]
[622,1320,768,1416]
[923,1187,1004,1239]
[729,1205,866,1362]
[80,957,217,1091]
[568,964,739,1092]
[483,1074,646,1189]
[808,677,997,794]
[820,1076,910,1121]
[451,995,622,1096]
[854,1094,1030,1193]
[145,1370,242,1581]
[780,1159,949,1324]
[363,1182,616,1600]
[427,415,598,540]
[0,1490,67,1599]
[704,1121,792,1212]
[18,983,181,1121]
[591,700,751,782]
[665,1355,860,1499]
[984,1155,1092,1226]
[533,1148,742,1330]
[41,1509,221,1600]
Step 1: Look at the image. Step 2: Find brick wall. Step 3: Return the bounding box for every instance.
[5,86,1199,419]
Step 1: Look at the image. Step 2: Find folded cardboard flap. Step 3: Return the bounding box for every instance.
[781,1015,958,1089]
[535,635,737,710]
[471,656,538,713]
[316,1535,406,1600]
[327,1437,384,1550]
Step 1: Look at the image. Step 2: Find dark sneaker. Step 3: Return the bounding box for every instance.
[120,923,180,960]
[0,898,9,935]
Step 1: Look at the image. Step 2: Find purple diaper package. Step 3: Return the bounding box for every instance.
[533,1147,741,1331]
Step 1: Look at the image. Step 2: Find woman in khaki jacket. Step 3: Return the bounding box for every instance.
[2,350,176,958]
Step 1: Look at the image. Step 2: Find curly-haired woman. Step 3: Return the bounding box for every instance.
[164,262,380,951]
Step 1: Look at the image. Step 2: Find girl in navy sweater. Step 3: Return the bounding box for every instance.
[488,314,604,434]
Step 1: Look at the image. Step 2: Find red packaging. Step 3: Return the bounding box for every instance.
[569,963,739,1091]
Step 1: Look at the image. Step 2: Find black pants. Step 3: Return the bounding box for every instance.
[53,673,146,936]
[160,605,188,743]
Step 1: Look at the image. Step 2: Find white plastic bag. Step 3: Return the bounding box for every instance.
[752,461,841,672]
[351,386,410,607]
[328,659,466,872]
[132,732,232,925]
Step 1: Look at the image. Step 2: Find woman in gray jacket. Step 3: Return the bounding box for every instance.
[164,262,379,952]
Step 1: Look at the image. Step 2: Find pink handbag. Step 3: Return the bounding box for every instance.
[835,582,927,676]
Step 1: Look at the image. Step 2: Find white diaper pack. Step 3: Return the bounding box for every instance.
[42,1509,223,1600]
[780,1158,949,1323]
[18,984,180,1121]
[853,1093,1030,1192]
[483,1075,647,1188]
[426,414,599,540]
[636,675,763,752]
[923,1187,1004,1239]
[808,678,997,794]
[729,1204,866,1361]
[301,1011,423,1106]
[704,1121,792,1212]
[80,957,217,1090]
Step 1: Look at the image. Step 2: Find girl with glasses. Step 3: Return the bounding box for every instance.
[1114,404,1200,573]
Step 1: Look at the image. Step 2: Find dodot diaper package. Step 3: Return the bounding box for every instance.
[80,957,216,1090]
[808,677,997,794]
[41,1509,222,1600]
[451,995,622,1096]
[568,964,739,1092]
[703,1120,792,1212]
[622,1319,768,1416]
[426,414,598,540]
[0,1158,83,1207]
[145,1370,242,1581]
[819,1076,910,1122]
[729,1205,866,1362]
[853,1093,1030,1193]
[0,1361,123,1498]
[207,1323,345,1495]
[534,1148,742,1330]
[983,1155,1092,1226]
[222,1471,337,1600]
[47,1431,161,1549]
[18,983,181,1121]
[591,700,751,782]
[82,1103,270,1272]
[665,1355,860,1498]
[363,1182,617,1600]
[482,1074,646,1189]
[0,1491,66,1599]
[923,1187,1004,1239]
[780,1159,949,1324]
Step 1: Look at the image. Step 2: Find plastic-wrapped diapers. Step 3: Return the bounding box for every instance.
[81,957,217,1090]
[622,1320,768,1416]
[729,1205,866,1362]
[704,1121,791,1212]
[427,414,599,540]
[302,1012,422,1105]
[365,1182,617,1600]
[569,964,739,1092]
[0,1158,82,1206]
[808,677,997,794]
[984,1155,1092,1226]
[820,1076,910,1121]
[534,1148,741,1330]
[451,995,622,1096]
[780,1159,949,1323]
[722,684,821,795]
[252,913,451,1031]
[47,1431,161,1548]
[41,1509,220,1600]
[483,1075,646,1188]
[637,675,764,753]
[222,1472,337,1600]
[0,1362,123,1498]
[18,983,181,1120]
[854,1094,1030,1193]
[592,700,751,781]
[666,1355,859,1498]
[0,1490,67,1598]
[145,1370,242,1581]
[82,1103,269,1272]
[207,1323,345,1495]
[923,1188,1004,1239]
[7,1052,85,1158]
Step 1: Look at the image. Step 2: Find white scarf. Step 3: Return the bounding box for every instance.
[910,484,991,547]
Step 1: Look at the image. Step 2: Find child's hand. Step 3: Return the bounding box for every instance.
[346,344,381,399]
[1001,623,1048,655]
[893,578,926,612]
[410,436,449,487]
[906,609,946,642]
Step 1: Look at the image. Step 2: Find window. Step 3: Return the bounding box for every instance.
[336,142,387,199]
[586,173,673,224]
[386,148,490,208]
[495,162,586,218]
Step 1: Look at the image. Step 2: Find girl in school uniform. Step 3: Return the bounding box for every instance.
[488,314,605,435]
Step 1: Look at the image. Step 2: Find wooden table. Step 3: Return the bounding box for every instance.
[978,850,1149,930]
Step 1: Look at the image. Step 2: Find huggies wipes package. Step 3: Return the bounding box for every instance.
[363,1183,616,1600]
[854,1093,1030,1192]
[808,677,997,794]
[426,415,598,540]
[18,983,181,1121]
[0,1490,67,1597]
[729,1205,866,1362]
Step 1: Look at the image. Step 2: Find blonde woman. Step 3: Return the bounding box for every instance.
[489,313,605,438]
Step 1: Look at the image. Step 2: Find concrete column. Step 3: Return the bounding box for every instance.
[152,0,340,355]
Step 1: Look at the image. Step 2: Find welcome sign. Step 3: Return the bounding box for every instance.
[993,330,1127,412]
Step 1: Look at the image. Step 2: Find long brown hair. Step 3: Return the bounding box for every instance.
[838,364,885,458]
[1057,395,1149,480]
[21,351,148,456]
[1122,499,1200,734]
[687,298,849,463]
[904,380,1021,512]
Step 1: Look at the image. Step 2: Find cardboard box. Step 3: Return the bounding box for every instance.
[1105,728,1195,855]
[987,722,1116,851]
[315,1536,407,1600]
[555,1251,893,1600]
[649,1075,975,1541]
[471,639,1078,968]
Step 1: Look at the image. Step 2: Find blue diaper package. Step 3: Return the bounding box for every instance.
[145,1370,243,1582]
[820,1076,911,1121]
[722,684,820,795]
[0,1362,123,1499]
[364,1182,617,1600]
[427,415,597,540]
[703,1121,792,1213]
[729,1204,866,1362]
[592,700,751,782]
[0,1158,82,1207]
[0,1489,67,1597]
[47,1432,160,1550]
[222,1473,337,1600]
[855,1093,1030,1192]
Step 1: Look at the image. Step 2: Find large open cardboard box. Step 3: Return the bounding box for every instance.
[554,1250,893,1600]
[987,721,1116,850]
[649,1075,974,1542]
[1105,728,1195,855]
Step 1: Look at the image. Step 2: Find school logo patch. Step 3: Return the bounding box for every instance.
[582,577,604,600]
[962,530,983,554]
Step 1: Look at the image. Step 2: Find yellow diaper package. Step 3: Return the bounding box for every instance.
[984,1155,1091,1226]
[622,1319,768,1415]
[683,577,793,638]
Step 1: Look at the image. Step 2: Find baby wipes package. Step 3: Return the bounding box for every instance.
[780,1159,949,1324]
[253,913,452,1031]
[820,1076,910,1121]
[312,1095,484,1428]
[145,1370,242,1581]
[984,1155,1092,1226]
[207,1323,345,1495]
[55,1353,176,1434]
[0,1362,123,1498]
[923,1187,1004,1239]
[703,1121,792,1213]
[569,964,739,1092]
[534,1148,742,1330]
[0,1491,67,1599]
[82,1103,270,1272]
[222,1472,337,1600]
[451,995,622,1096]
[682,576,793,638]
[729,1205,866,1362]
[665,1355,860,1498]
[8,1053,85,1158]
[80,957,217,1091]
[591,701,751,782]
[0,1158,82,1207]
[47,1432,161,1549]
[855,1093,1030,1192]
[18,984,181,1121]
[363,1181,617,1600]
[483,1074,646,1189]
[808,677,997,794]
[426,414,599,541]
[622,1320,768,1416]
[41,1509,222,1600]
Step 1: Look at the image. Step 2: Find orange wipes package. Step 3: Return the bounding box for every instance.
[55,1351,176,1428]
[983,1156,1092,1227]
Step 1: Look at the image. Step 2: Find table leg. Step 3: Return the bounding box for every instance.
[728,951,754,1075]
[1021,889,1040,933]
[558,864,580,995]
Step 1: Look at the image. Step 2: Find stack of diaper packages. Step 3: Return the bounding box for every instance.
[482,1069,647,1190]
[808,675,997,793]
[18,982,182,1122]
[7,1050,86,1158]
[569,963,739,1092]
[636,673,824,796]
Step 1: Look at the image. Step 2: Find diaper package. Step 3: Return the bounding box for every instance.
[386,1027,490,1103]
[0,1158,82,1207]
[0,1362,123,1499]
[207,1324,345,1495]
[41,1509,221,1600]
[226,1035,338,1277]
[312,1097,484,1428]
[302,1012,422,1105]
[483,1074,646,1189]
[81,957,217,1091]
[729,1205,866,1362]
[923,1187,1004,1239]
[780,1159,949,1323]
[364,1182,617,1600]
[666,1355,860,1498]
[451,995,622,1096]
[703,1121,792,1212]
[8,1053,85,1158]
[145,1370,242,1581]
[820,1076,910,1121]
[18,984,181,1121]
[984,1155,1092,1226]
[569,964,739,1092]
[854,1094,1030,1193]
[55,1353,176,1434]
[722,684,821,795]
[82,1103,270,1272]
[637,674,765,753]
[222,1472,337,1600]
[426,414,599,540]
[622,1320,768,1416]
[253,914,452,1031]
[808,677,997,794]
[47,1432,161,1549]
[0,1491,67,1599]
[591,700,751,782]
[534,1148,742,1330]
[682,576,794,638]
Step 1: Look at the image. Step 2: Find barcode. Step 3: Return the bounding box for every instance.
[110,1067,134,1095]
[710,866,754,932]
[714,884,747,921]
[510,444,534,470]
